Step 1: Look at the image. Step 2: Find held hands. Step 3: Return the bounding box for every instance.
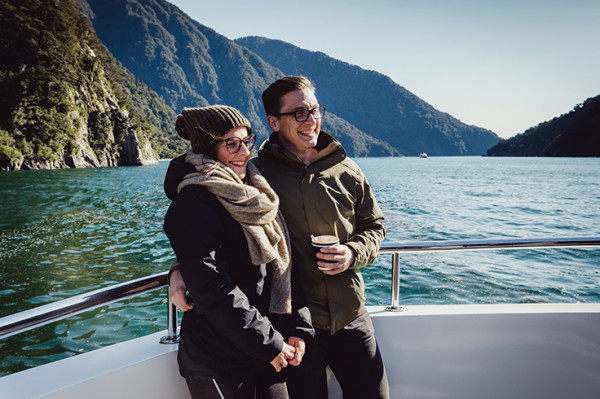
[169,270,194,311]
[317,244,355,275]
[286,336,306,366]
[270,342,296,372]
[171,270,306,372]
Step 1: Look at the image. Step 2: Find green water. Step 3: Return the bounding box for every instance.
[0,164,173,374]
[1,157,599,375]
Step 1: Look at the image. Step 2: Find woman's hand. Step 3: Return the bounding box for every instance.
[169,269,194,311]
[286,336,306,366]
[270,342,296,372]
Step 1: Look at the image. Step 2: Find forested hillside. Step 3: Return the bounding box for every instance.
[486,95,600,157]
[20,0,599,169]
[236,36,500,156]
[77,0,399,156]
[4,0,594,169]
[0,0,182,170]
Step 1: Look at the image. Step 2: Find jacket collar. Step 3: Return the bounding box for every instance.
[258,131,346,170]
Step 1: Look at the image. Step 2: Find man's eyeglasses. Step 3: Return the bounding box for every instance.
[214,134,256,154]
[273,107,326,122]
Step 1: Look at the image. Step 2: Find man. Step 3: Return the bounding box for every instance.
[170,76,389,398]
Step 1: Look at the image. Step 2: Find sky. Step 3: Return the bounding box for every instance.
[166,0,600,139]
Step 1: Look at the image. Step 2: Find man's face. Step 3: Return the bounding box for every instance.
[268,87,321,156]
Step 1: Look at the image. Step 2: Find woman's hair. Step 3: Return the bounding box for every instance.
[262,76,316,116]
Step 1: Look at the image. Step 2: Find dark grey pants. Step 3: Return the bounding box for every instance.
[185,365,289,399]
[287,310,390,399]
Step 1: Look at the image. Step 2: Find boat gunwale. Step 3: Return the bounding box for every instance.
[1,236,599,340]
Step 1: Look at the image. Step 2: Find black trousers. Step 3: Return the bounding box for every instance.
[185,365,289,399]
[287,310,390,399]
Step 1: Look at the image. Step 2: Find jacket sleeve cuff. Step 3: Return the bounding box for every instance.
[167,259,180,282]
[344,242,363,269]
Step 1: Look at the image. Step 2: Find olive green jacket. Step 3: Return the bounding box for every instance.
[252,131,385,334]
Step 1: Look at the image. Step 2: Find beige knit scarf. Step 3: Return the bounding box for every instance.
[177,151,292,314]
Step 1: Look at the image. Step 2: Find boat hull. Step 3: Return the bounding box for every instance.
[370,303,600,399]
[1,303,600,399]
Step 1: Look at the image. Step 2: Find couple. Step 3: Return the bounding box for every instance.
[164,76,389,399]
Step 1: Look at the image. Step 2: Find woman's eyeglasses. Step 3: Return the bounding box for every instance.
[272,107,326,122]
[215,134,256,154]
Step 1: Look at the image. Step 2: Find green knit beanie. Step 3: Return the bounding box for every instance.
[175,105,252,155]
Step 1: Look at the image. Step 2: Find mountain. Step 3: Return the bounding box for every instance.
[77,0,279,139]
[78,0,498,157]
[236,37,500,156]
[3,0,592,166]
[76,0,399,157]
[0,0,173,170]
[485,95,600,157]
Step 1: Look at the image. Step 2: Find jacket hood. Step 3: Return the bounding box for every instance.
[164,153,197,200]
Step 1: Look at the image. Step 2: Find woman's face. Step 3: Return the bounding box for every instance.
[214,126,252,180]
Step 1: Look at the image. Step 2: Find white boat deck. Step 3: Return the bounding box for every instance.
[2,302,600,399]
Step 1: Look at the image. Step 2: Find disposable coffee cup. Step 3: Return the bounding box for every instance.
[311,235,340,270]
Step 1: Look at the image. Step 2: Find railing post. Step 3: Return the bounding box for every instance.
[386,253,403,312]
[160,287,180,344]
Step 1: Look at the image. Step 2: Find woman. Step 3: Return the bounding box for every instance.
[163,105,313,399]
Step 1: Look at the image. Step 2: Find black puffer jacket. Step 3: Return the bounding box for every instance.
[163,155,313,379]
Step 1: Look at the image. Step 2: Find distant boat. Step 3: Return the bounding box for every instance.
[419,152,428,158]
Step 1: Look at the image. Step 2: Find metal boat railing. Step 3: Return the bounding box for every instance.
[379,236,600,311]
[0,272,177,343]
[1,236,599,343]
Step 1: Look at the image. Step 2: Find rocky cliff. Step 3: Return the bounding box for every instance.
[0,0,159,170]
